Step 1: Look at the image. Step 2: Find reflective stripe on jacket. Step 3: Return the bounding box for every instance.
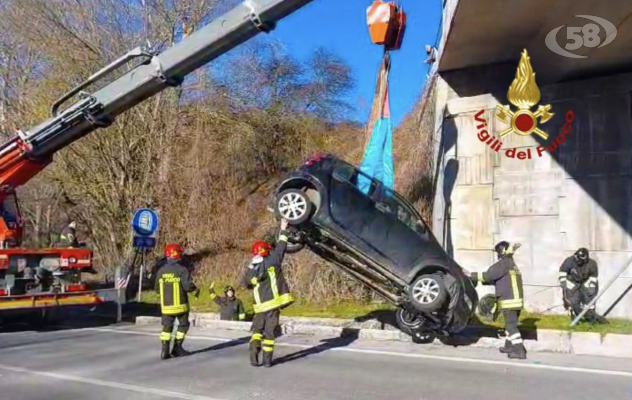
[242,231,294,314]
[472,256,524,310]
[155,259,197,315]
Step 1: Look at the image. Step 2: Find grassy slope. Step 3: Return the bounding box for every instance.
[141,283,632,335]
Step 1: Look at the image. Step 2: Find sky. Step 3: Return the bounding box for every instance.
[263,0,443,127]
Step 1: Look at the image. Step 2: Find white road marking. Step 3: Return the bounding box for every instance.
[84,327,632,378]
[0,363,225,400]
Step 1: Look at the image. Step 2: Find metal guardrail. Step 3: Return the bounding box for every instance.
[570,253,632,327]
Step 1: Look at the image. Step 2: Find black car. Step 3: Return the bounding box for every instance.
[272,154,478,338]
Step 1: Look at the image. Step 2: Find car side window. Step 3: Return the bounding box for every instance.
[378,188,428,236]
[332,165,378,197]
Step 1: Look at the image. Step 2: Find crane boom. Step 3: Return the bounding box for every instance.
[0,0,316,309]
[0,0,315,244]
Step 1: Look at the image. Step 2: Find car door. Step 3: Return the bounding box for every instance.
[328,165,425,269]
[370,187,428,269]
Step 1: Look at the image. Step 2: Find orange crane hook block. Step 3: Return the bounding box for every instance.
[366,1,407,50]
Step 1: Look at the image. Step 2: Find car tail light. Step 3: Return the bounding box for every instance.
[0,289,6,296]
[303,153,328,166]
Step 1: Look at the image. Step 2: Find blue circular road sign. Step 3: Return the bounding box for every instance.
[132,208,159,236]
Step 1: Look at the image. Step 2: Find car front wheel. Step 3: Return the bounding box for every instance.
[408,273,447,312]
[275,189,313,225]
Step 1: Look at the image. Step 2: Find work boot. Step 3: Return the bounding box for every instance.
[161,341,171,360]
[498,340,511,354]
[507,344,527,360]
[249,341,261,367]
[171,339,191,357]
[262,351,273,368]
[585,310,609,325]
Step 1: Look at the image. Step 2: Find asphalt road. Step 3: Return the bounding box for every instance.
[0,323,631,400]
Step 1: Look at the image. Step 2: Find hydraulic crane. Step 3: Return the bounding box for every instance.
[0,0,317,313]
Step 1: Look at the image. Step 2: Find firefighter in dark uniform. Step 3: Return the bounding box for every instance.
[155,243,200,360]
[209,282,246,321]
[242,218,294,368]
[58,221,79,247]
[470,241,526,359]
[559,248,607,324]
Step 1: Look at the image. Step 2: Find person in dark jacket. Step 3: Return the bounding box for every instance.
[559,248,607,324]
[209,282,246,321]
[155,243,200,360]
[242,218,294,368]
[469,241,526,359]
[58,221,80,247]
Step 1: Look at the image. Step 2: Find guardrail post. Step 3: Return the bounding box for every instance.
[115,266,122,323]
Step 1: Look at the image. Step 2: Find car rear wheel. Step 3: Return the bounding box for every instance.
[408,273,447,312]
[275,189,313,225]
[395,307,425,335]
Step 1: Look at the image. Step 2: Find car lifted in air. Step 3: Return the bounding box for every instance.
[272,154,478,339]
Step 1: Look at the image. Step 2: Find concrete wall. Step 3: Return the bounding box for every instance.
[431,72,632,318]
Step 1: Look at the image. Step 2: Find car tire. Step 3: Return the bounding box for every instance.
[395,307,425,336]
[285,242,305,254]
[408,273,447,312]
[275,189,313,225]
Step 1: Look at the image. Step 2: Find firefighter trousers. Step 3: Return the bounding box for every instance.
[250,309,280,353]
[160,312,190,341]
[503,309,523,345]
[565,287,597,318]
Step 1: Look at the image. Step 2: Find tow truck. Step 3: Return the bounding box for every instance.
[0,0,328,323]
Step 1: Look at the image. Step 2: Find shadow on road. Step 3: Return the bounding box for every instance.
[273,328,360,365]
[0,302,160,334]
[353,309,398,330]
[190,336,250,355]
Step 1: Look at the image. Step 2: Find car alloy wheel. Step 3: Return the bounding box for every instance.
[278,191,309,222]
[412,277,441,305]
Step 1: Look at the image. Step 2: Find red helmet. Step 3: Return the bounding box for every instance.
[251,241,272,257]
[165,244,184,259]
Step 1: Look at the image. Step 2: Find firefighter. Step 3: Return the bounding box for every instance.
[469,241,526,359]
[242,218,294,368]
[209,282,246,321]
[155,243,200,360]
[559,248,608,324]
[58,221,80,247]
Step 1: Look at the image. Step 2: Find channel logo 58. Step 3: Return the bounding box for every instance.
[545,15,617,58]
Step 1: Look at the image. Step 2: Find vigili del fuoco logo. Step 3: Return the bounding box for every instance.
[475,49,574,160]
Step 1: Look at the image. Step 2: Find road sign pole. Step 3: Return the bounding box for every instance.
[137,250,145,303]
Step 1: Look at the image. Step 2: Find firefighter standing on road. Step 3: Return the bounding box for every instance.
[468,241,527,360]
[209,282,246,321]
[559,248,608,324]
[242,218,294,368]
[155,244,200,360]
